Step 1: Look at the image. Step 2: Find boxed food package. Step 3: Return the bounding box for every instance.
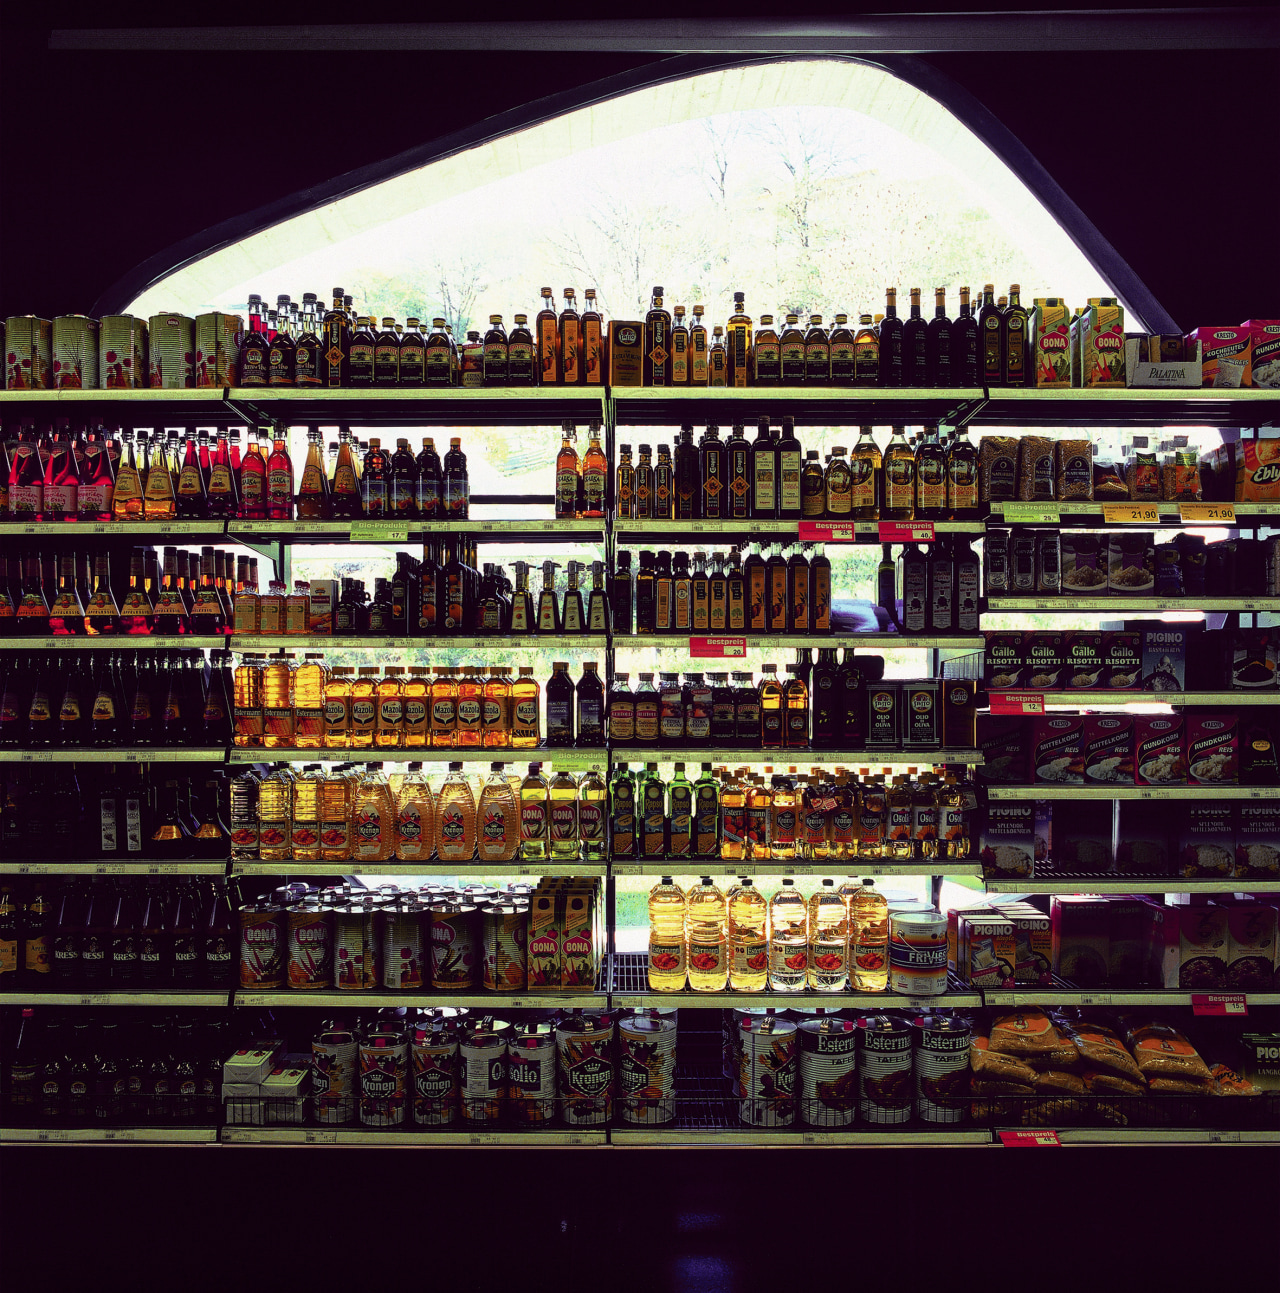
[1186,324,1251,387]
[222,1043,282,1085]
[1244,319,1280,390]
[957,914,1017,988]
[976,714,1029,785]
[308,579,337,634]
[1177,803,1236,877]
[1211,898,1278,991]
[1115,801,1172,873]
[1079,298,1126,387]
[1034,799,1053,869]
[1185,713,1238,785]
[1140,625,1189,691]
[1003,906,1054,985]
[1133,714,1186,785]
[983,631,1024,689]
[1051,896,1110,986]
[1049,796,1113,869]
[947,903,995,973]
[1063,631,1105,688]
[1081,713,1134,786]
[1103,631,1142,690]
[607,321,644,386]
[1235,801,1280,878]
[262,1065,310,1124]
[1123,334,1199,388]
[1157,903,1228,989]
[525,892,561,989]
[1234,438,1280,502]
[1107,531,1153,594]
[978,801,1035,878]
[1025,631,1067,690]
[1060,535,1108,596]
[1030,297,1072,387]
[1031,714,1084,784]
[1241,1033,1280,1091]
[1100,896,1150,986]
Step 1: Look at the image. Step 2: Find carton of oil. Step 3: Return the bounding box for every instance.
[561,889,598,991]
[1030,297,1072,387]
[525,895,561,991]
[1079,298,1126,388]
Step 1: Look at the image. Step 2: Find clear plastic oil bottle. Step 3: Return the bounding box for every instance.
[257,764,294,862]
[348,667,379,750]
[728,877,767,992]
[548,765,580,863]
[323,666,352,750]
[394,761,434,863]
[647,875,686,992]
[807,878,849,993]
[849,878,889,993]
[519,761,549,862]
[376,666,404,750]
[434,761,476,861]
[262,653,295,749]
[351,762,395,863]
[320,765,352,861]
[290,763,323,862]
[232,654,264,749]
[768,878,808,992]
[477,762,519,863]
[686,875,727,992]
[293,652,327,749]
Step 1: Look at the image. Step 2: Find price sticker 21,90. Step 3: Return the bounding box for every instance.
[1102,503,1161,524]
[1179,502,1236,524]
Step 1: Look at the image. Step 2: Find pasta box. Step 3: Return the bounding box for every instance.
[1211,898,1278,992]
[1241,1033,1280,1091]
[1051,896,1110,988]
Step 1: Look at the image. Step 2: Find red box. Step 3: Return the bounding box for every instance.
[1186,324,1252,387]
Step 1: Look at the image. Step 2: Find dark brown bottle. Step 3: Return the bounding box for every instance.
[700,425,726,520]
[903,288,928,387]
[878,288,903,386]
[643,287,672,387]
[346,316,376,386]
[925,288,952,387]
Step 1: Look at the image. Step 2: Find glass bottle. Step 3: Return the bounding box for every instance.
[360,438,390,517]
[42,422,79,521]
[237,428,267,520]
[615,444,636,520]
[915,422,948,521]
[824,446,853,518]
[668,303,689,385]
[952,286,980,387]
[443,437,468,519]
[142,430,177,520]
[708,327,727,385]
[110,429,142,520]
[925,287,952,387]
[978,283,1003,387]
[1003,283,1029,386]
[770,770,798,860]
[580,422,607,519]
[544,660,574,748]
[647,877,686,991]
[238,295,270,386]
[644,286,673,387]
[881,425,916,521]
[804,314,830,383]
[828,313,855,383]
[345,316,376,386]
[878,288,903,386]
[768,878,808,992]
[753,315,780,385]
[902,287,928,387]
[555,423,579,520]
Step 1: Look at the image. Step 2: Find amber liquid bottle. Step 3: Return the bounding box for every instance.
[581,290,604,385]
[726,292,752,388]
[643,287,672,387]
[829,314,855,384]
[483,315,509,384]
[689,306,709,385]
[296,427,330,520]
[850,425,881,521]
[536,288,560,385]
[804,315,830,383]
[881,426,916,521]
[670,305,689,385]
[915,423,948,521]
[559,290,582,385]
[753,315,780,385]
[779,314,805,385]
[508,314,535,384]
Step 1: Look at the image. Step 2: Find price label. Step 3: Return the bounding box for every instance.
[508,1000,525,1008]
[998,1130,1061,1147]
[613,864,641,875]
[1077,993,1113,1006]
[989,691,1045,715]
[36,1129,69,1142]
[1209,1130,1242,1143]
[1179,502,1235,524]
[690,636,748,658]
[801,1132,837,1146]
[878,520,936,543]
[798,520,857,542]
[1102,503,1161,524]
[469,1133,500,1145]
[94,864,125,875]
[1001,503,1061,524]
[564,1134,594,1145]
[20,752,54,762]
[349,523,408,543]
[223,1129,257,1143]
[78,996,109,1007]
[1192,993,1248,1016]
[549,755,605,773]
[101,1130,136,1141]
[305,1129,337,1144]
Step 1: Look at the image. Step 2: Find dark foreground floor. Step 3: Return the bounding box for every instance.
[3,1145,1279,1292]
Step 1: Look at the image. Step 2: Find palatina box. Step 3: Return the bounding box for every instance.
[1078,297,1126,387]
[1030,297,1072,386]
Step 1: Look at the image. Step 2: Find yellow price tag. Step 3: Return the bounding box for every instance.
[1001,503,1061,524]
[349,522,408,543]
[1179,502,1235,524]
[1103,503,1161,524]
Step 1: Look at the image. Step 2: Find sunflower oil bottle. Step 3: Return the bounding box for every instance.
[647,875,687,991]
[768,877,808,992]
[577,766,607,863]
[257,764,294,862]
[352,762,395,863]
[519,762,549,862]
[477,762,519,863]
[548,765,580,863]
[394,761,434,863]
[293,653,327,750]
[807,878,849,992]
[728,877,767,992]
[435,761,476,861]
[686,875,727,992]
[323,666,353,750]
[850,878,889,992]
[719,767,747,862]
[320,765,352,861]
[262,653,294,749]
[290,763,323,862]
[769,769,797,861]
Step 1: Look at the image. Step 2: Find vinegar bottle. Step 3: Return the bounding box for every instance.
[767,878,808,992]
[477,762,519,863]
[647,876,686,992]
[393,761,434,863]
[728,878,767,992]
[351,763,395,864]
[807,878,849,993]
[849,878,889,993]
[434,761,476,861]
[685,876,727,993]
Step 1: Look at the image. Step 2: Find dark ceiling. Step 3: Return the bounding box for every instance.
[1,6,1275,332]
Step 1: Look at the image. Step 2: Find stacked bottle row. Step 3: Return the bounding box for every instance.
[647,876,891,994]
[0,878,236,989]
[4,1009,230,1125]
[616,421,981,523]
[0,651,231,748]
[610,763,976,863]
[2,420,470,523]
[231,761,607,864]
[231,656,603,750]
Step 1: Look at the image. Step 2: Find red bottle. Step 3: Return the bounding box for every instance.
[175,434,208,519]
[238,428,268,520]
[206,429,239,520]
[77,426,116,522]
[8,424,45,522]
[265,424,294,521]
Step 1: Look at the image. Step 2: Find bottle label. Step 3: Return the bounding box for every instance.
[634,701,659,743]
[77,483,113,514]
[730,939,767,976]
[556,468,577,515]
[521,802,547,839]
[578,800,604,844]
[99,800,118,852]
[431,698,456,727]
[550,802,577,841]
[379,699,404,727]
[832,809,856,846]
[770,940,806,976]
[9,484,43,516]
[687,940,724,975]
[611,797,635,855]
[609,698,634,742]
[809,938,848,988]
[773,807,797,844]
[887,805,912,843]
[514,698,538,729]
[403,699,429,733]
[649,941,685,978]
[456,699,482,729]
[721,804,745,846]
[350,698,377,729]
[354,808,383,848]
[397,806,422,843]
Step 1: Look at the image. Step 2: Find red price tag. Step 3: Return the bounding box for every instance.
[998,1130,1061,1147]
[797,520,857,542]
[689,636,748,658]
[878,520,936,543]
[989,691,1046,715]
[1192,993,1248,1016]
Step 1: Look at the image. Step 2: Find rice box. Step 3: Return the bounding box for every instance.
[1063,631,1104,689]
[1186,324,1251,387]
[976,714,1029,786]
[1186,714,1238,785]
[1031,714,1084,784]
[1211,898,1278,992]
[1025,631,1067,691]
[1103,631,1142,690]
[1051,896,1110,987]
[1161,904,1228,990]
[1081,714,1134,786]
[1244,319,1280,390]
[978,802,1035,878]
[1177,803,1236,877]
[1235,801,1280,879]
[1080,298,1126,387]
[1133,714,1186,785]
[983,631,1024,690]
[958,914,1017,988]
[1030,297,1072,387]
[1115,801,1172,873]
[947,903,995,972]
[1100,896,1150,987]
[1140,626,1188,691]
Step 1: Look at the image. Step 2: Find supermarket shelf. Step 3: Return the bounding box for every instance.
[976,386,1280,427]
[982,877,1280,893]
[610,1127,991,1146]
[1046,1127,1280,1145]
[233,990,605,1009]
[0,388,229,405]
[984,597,1279,613]
[610,989,983,1008]
[612,861,983,877]
[0,860,227,876]
[226,385,607,425]
[612,634,984,651]
[2,520,227,538]
[986,784,1279,800]
[0,1126,219,1144]
[614,519,986,539]
[0,748,226,763]
[622,747,983,765]
[0,636,227,651]
[0,991,231,1007]
[983,987,1280,1008]
[230,861,605,877]
[612,386,986,427]
[227,747,605,769]
[221,1127,607,1146]
[987,500,1280,524]
[1037,691,1280,706]
[226,518,604,542]
[230,635,609,651]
